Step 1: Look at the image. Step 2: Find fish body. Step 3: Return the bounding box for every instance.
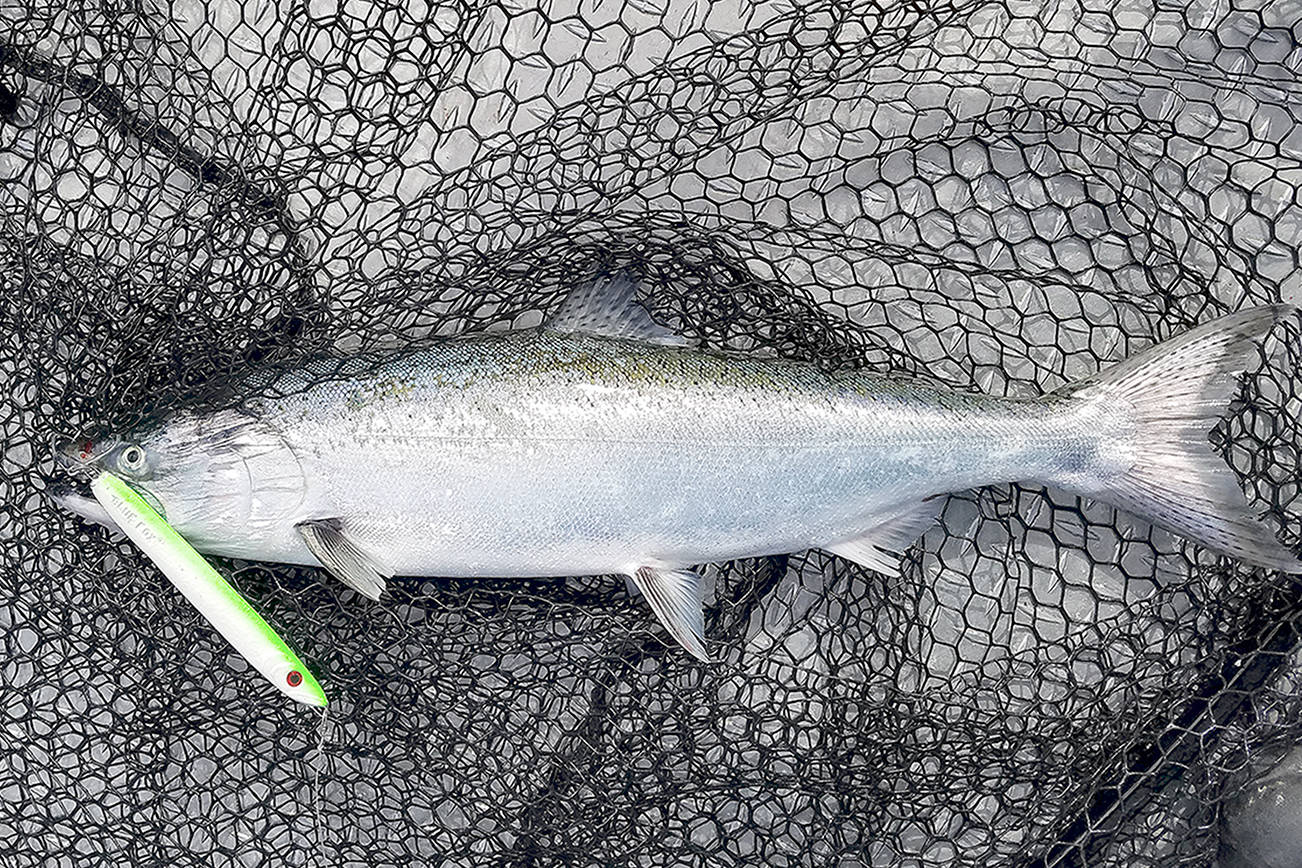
[59,278,1301,659]
[192,330,1084,576]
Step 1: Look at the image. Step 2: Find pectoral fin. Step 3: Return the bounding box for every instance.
[825,496,946,577]
[628,565,711,662]
[296,518,390,600]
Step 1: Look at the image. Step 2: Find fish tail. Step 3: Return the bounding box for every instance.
[1057,304,1301,573]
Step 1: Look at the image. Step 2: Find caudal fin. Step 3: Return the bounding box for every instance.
[1063,304,1301,573]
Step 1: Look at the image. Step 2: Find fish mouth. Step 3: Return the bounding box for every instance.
[47,479,91,510]
[47,480,82,499]
[47,479,122,532]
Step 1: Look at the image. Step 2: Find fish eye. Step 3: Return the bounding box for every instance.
[121,445,144,469]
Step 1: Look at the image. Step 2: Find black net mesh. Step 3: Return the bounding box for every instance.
[6,1,1302,865]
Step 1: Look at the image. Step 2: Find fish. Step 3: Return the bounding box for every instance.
[55,275,1302,661]
[89,470,328,708]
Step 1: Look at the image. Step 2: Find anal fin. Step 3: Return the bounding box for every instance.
[628,565,711,662]
[824,496,946,577]
[296,518,391,600]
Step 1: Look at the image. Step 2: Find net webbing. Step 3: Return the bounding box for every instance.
[4,2,1302,865]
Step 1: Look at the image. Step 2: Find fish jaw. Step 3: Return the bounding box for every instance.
[50,484,124,533]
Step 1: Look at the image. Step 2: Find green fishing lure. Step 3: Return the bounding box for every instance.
[91,471,328,707]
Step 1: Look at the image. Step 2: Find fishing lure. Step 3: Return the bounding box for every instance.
[90,470,328,707]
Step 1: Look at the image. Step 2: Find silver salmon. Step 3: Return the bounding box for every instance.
[56,278,1302,660]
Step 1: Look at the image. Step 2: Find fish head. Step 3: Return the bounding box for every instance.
[58,409,304,546]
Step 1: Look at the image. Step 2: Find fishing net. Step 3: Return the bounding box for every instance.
[5,0,1302,865]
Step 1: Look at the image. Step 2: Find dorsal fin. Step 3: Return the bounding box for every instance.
[544,271,693,347]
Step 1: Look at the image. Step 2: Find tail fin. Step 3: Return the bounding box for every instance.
[1062,304,1301,573]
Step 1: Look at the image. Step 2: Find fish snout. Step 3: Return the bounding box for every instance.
[55,439,101,478]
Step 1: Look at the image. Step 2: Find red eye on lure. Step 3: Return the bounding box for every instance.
[286,670,303,687]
